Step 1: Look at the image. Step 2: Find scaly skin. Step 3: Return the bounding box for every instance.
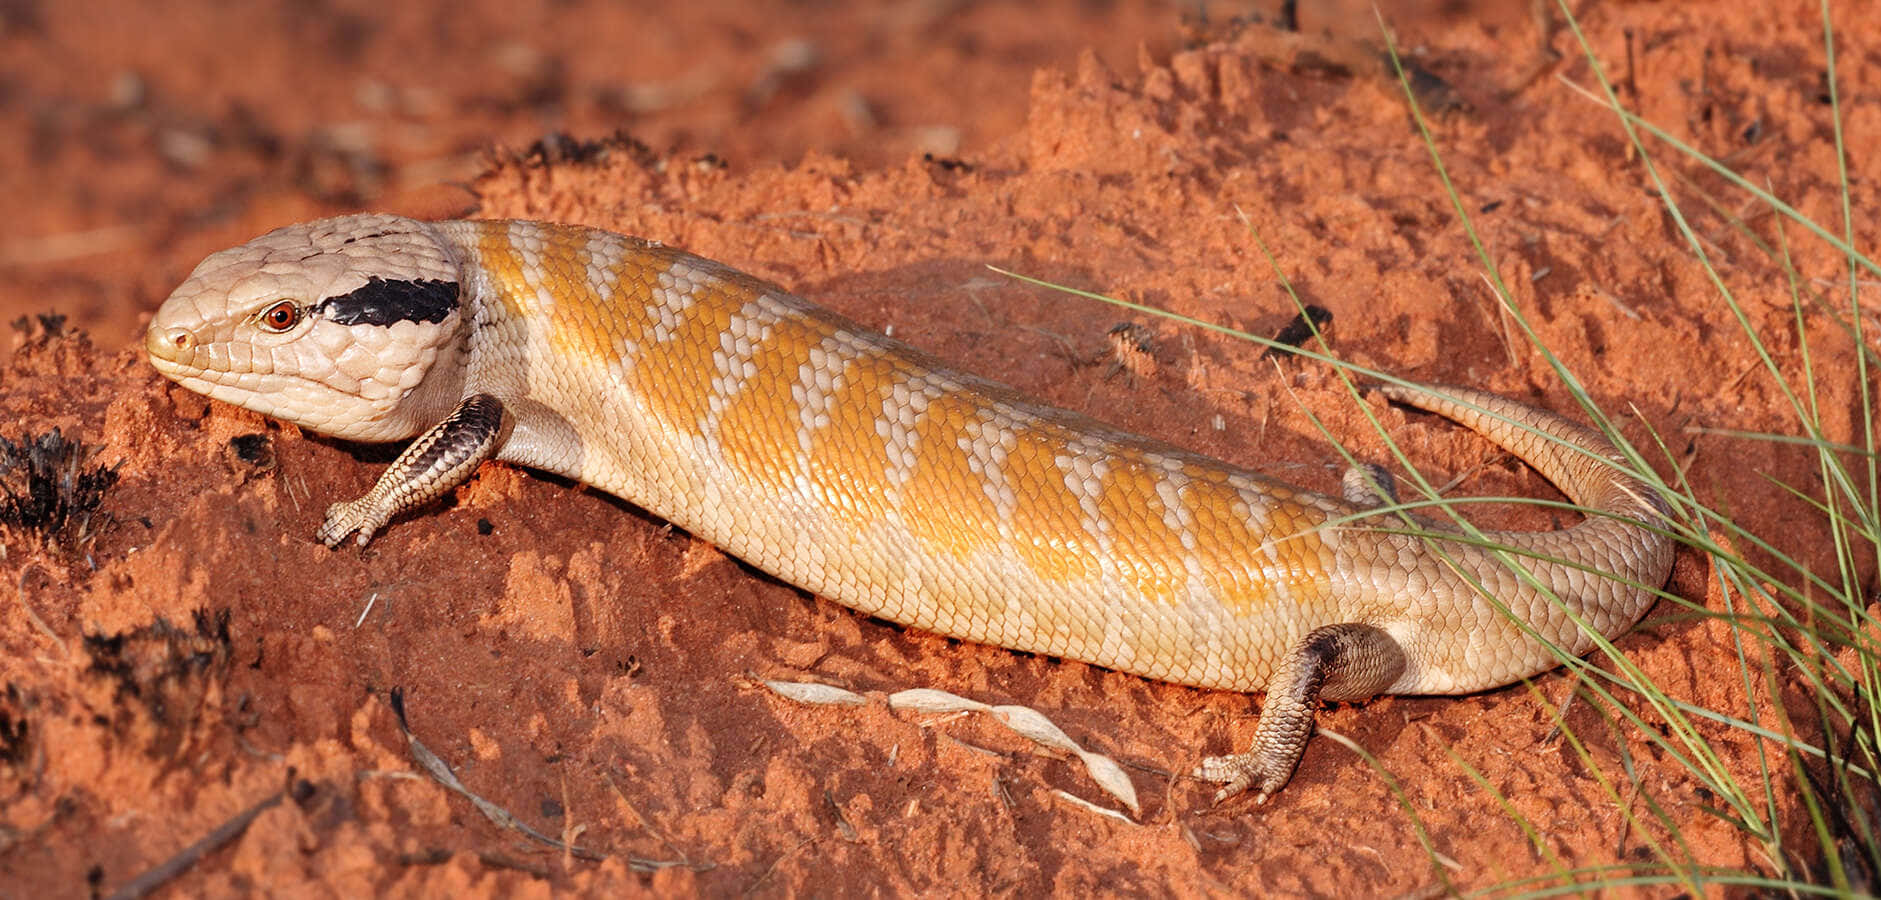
[145,215,1676,803]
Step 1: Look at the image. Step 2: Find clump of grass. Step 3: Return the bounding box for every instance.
[1001,1,1877,892]
[1542,1,1877,891]
[0,428,120,561]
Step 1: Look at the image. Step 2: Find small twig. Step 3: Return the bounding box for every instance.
[1050,789,1132,823]
[1541,668,1588,744]
[744,836,815,897]
[286,472,308,513]
[474,852,550,877]
[1486,272,1522,369]
[1019,324,1082,368]
[1612,773,1645,859]
[601,770,691,865]
[387,690,606,862]
[560,770,586,871]
[823,788,860,842]
[104,790,285,900]
[384,690,702,874]
[15,566,68,658]
[1586,284,1642,321]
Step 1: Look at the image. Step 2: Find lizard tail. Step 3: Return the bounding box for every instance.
[1376,382,1677,658]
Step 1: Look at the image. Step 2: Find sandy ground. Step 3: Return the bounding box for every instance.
[1,0,1875,895]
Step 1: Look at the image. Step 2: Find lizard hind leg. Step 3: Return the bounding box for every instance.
[1193,622,1408,805]
[1341,461,1399,509]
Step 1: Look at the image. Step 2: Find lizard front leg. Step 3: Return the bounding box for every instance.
[316,393,510,547]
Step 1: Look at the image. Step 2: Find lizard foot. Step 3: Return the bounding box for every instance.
[1193,751,1290,806]
[316,498,390,548]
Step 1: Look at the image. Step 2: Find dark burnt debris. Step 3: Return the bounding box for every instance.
[8,312,68,342]
[84,609,233,706]
[83,610,233,759]
[0,428,120,559]
[1262,304,1334,361]
[0,683,28,770]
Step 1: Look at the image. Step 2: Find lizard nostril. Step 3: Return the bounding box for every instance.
[145,323,196,362]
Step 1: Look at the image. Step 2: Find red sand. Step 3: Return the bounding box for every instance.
[2,0,1873,894]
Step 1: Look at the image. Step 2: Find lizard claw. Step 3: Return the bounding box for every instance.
[316,498,388,548]
[1193,752,1282,806]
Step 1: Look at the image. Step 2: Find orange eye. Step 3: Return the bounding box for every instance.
[259,301,301,332]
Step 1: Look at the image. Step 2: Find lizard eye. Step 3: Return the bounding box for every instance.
[259,300,302,333]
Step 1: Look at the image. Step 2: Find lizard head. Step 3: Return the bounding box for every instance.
[147,214,470,442]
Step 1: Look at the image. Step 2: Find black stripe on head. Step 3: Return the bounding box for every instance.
[317,277,459,327]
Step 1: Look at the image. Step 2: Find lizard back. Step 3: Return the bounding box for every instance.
[442,219,1358,692]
